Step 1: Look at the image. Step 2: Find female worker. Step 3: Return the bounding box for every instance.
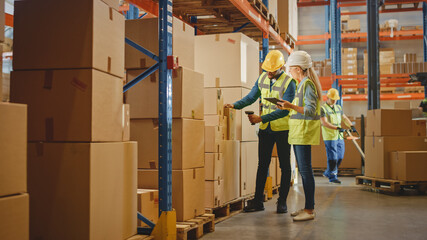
[276,51,322,222]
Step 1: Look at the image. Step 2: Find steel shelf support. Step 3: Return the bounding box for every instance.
[126,3,139,19]
[125,37,160,62]
[123,63,159,92]
[325,3,331,59]
[423,1,427,98]
[261,0,269,62]
[367,0,380,110]
[191,16,198,35]
[233,22,251,33]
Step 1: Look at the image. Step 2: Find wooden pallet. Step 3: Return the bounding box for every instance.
[205,196,249,224]
[356,176,427,195]
[342,29,360,33]
[313,168,362,177]
[247,0,268,20]
[401,25,423,31]
[176,214,215,240]
[126,235,154,240]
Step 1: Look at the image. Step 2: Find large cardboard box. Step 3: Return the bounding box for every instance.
[412,119,426,137]
[366,109,412,137]
[205,180,225,208]
[0,194,29,240]
[137,189,159,227]
[28,142,138,240]
[0,103,27,198]
[222,140,240,202]
[205,153,224,181]
[130,119,204,170]
[125,17,194,70]
[11,69,123,142]
[195,33,259,89]
[13,0,124,78]
[137,168,205,222]
[126,67,204,120]
[221,87,259,141]
[204,88,224,116]
[364,136,427,178]
[240,141,258,197]
[390,151,427,181]
[205,125,224,153]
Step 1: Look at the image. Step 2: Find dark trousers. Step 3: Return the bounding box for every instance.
[293,145,315,209]
[254,130,291,203]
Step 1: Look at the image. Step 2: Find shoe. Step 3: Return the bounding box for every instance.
[276,198,288,214]
[323,171,330,178]
[293,210,315,222]
[243,199,265,212]
[329,179,342,184]
[290,209,304,217]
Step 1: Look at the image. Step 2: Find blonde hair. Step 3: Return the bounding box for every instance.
[306,67,323,102]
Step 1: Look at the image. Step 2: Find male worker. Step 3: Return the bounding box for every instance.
[419,98,427,117]
[320,88,356,184]
[224,50,297,213]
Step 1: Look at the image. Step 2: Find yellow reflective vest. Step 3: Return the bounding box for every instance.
[258,72,297,131]
[288,78,321,145]
[321,103,344,141]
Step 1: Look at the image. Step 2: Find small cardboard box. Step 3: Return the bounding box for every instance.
[390,151,427,181]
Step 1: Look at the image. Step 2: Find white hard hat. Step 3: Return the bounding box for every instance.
[285,51,312,70]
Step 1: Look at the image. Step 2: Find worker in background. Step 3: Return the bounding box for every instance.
[320,88,356,184]
[419,98,427,117]
[224,50,297,214]
[276,51,321,221]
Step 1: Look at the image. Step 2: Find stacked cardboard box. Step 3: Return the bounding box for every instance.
[312,59,332,77]
[364,49,395,74]
[389,151,427,181]
[365,109,427,179]
[392,62,427,74]
[342,48,358,75]
[196,33,260,202]
[11,1,138,239]
[0,0,4,101]
[0,103,29,240]
[126,17,206,222]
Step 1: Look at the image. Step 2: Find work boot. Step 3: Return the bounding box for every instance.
[276,198,288,214]
[293,210,315,222]
[329,179,342,184]
[243,199,264,212]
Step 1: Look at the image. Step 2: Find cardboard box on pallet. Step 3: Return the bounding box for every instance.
[137,189,159,227]
[13,0,125,78]
[195,33,259,89]
[0,194,29,240]
[222,140,241,202]
[125,17,194,70]
[137,168,205,222]
[205,153,224,181]
[28,142,138,240]
[204,88,224,116]
[389,151,427,181]
[11,69,124,142]
[205,179,225,208]
[0,103,27,198]
[130,119,204,169]
[364,136,427,179]
[366,109,412,136]
[240,141,258,197]
[126,67,204,120]
[221,87,259,141]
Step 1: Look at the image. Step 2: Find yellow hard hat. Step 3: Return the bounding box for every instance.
[261,50,285,72]
[327,88,340,100]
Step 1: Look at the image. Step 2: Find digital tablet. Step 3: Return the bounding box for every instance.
[264,97,281,105]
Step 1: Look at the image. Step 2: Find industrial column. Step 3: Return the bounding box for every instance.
[367,0,380,109]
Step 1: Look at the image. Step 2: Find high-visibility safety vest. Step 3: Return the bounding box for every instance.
[288,78,321,145]
[258,72,297,131]
[321,103,344,141]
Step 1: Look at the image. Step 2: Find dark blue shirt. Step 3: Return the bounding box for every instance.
[233,72,296,131]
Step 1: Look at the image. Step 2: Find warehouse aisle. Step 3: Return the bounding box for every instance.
[203,177,427,240]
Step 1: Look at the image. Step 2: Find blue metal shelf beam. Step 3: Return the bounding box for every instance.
[158,0,173,214]
[261,0,269,62]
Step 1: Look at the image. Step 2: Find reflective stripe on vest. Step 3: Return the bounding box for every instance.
[258,72,297,131]
[321,103,343,141]
[288,78,321,145]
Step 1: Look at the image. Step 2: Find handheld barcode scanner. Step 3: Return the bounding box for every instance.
[245,111,255,125]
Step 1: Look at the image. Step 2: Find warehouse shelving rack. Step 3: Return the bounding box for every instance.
[121,0,294,238]
[297,0,427,102]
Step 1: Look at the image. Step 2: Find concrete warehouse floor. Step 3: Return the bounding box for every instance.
[203,176,427,240]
